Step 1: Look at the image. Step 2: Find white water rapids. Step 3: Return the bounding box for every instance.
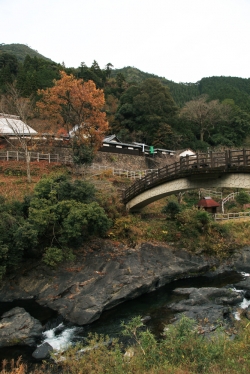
[42,323,84,351]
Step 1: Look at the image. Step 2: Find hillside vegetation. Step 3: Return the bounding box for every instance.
[1,43,250,150]
[1,160,250,281]
[0,43,52,63]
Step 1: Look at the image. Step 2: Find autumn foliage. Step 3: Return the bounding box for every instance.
[37,71,109,151]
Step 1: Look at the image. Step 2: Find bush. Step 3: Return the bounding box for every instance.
[162,201,181,220]
[33,173,96,203]
[236,190,250,206]
[0,174,112,276]
[195,210,212,228]
[43,247,75,267]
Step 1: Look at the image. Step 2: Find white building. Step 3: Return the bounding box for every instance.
[0,114,37,137]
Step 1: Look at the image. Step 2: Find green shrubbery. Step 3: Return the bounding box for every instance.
[4,315,248,374]
[236,190,250,206]
[161,200,181,220]
[0,174,112,278]
[54,315,250,373]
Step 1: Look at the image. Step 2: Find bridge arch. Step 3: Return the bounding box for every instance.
[124,150,250,211]
[126,173,250,212]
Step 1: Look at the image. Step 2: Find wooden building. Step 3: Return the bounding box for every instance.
[198,196,220,213]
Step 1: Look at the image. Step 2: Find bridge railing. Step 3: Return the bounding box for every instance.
[214,211,250,220]
[123,149,250,204]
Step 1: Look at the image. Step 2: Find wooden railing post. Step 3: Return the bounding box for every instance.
[228,149,231,167]
[225,150,228,167]
[243,148,247,166]
[209,151,213,168]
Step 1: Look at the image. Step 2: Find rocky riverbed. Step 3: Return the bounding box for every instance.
[1,240,250,353]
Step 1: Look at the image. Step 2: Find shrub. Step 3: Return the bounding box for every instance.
[195,210,212,228]
[236,190,250,206]
[43,247,75,267]
[33,173,96,203]
[162,201,181,220]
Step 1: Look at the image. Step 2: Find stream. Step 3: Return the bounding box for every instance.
[0,271,249,365]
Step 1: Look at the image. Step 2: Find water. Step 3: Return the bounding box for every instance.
[0,271,248,363]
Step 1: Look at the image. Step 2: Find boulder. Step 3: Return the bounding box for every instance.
[32,342,53,360]
[245,306,250,320]
[233,247,250,273]
[234,277,250,298]
[0,307,42,347]
[169,287,243,333]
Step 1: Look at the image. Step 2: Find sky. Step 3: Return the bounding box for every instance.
[1,0,250,83]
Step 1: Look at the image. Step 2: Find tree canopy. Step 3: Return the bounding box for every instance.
[37,71,109,151]
[116,78,177,145]
[179,95,232,142]
[1,45,250,151]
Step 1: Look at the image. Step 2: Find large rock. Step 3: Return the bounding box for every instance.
[234,277,250,298]
[32,342,53,360]
[232,247,250,273]
[0,307,42,347]
[0,240,247,326]
[168,287,243,333]
[0,241,218,325]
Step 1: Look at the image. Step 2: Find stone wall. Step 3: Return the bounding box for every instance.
[1,138,177,171]
[93,152,148,170]
[93,152,177,171]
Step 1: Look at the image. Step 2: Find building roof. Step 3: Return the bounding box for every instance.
[178,149,196,157]
[198,197,220,208]
[0,114,37,136]
[103,134,121,143]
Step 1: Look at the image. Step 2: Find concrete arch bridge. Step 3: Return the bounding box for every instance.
[123,149,250,212]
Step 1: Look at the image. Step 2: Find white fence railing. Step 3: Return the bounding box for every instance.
[221,191,250,213]
[0,150,73,164]
[86,164,158,179]
[214,211,250,220]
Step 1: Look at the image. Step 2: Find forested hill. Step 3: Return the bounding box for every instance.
[1,43,250,151]
[111,66,198,106]
[112,66,250,110]
[0,43,52,63]
[1,43,250,110]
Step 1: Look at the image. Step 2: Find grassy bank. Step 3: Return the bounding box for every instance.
[1,316,250,374]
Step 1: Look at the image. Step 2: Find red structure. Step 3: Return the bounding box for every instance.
[198,196,220,213]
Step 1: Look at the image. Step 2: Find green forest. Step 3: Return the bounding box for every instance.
[1,43,250,151]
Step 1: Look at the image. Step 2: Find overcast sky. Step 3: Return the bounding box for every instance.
[1,0,250,83]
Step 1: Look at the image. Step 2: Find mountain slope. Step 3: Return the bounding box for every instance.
[0,43,52,63]
[112,66,250,109]
[1,44,250,111]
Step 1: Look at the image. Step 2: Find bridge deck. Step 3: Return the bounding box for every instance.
[123,149,250,204]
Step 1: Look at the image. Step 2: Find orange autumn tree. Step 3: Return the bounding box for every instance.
[37,71,109,163]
